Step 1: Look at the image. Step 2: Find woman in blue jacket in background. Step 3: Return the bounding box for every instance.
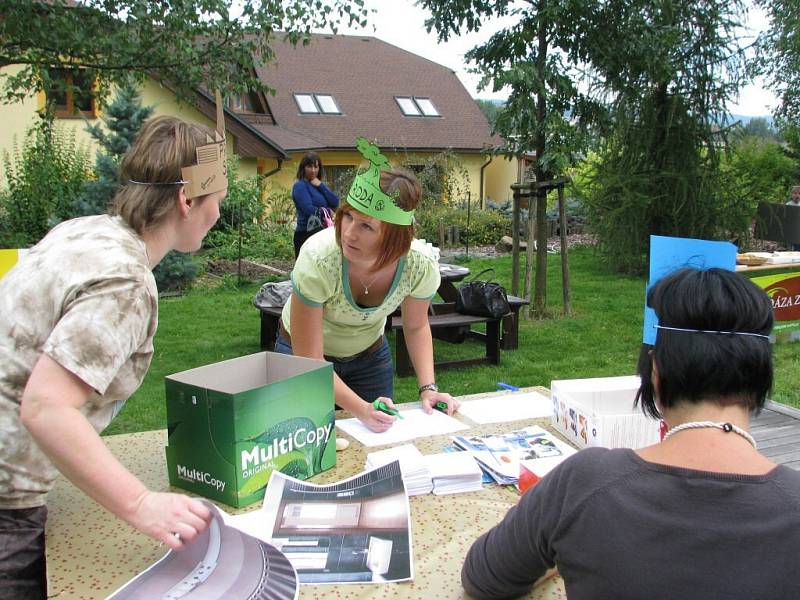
[291,151,339,257]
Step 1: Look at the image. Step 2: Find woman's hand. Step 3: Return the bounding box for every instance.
[310,177,322,187]
[128,491,212,550]
[356,396,397,433]
[420,389,460,416]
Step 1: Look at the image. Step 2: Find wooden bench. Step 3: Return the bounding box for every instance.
[430,295,529,350]
[389,303,501,377]
[258,303,501,377]
[504,295,530,349]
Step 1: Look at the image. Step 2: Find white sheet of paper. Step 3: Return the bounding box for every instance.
[336,408,469,447]
[457,391,553,424]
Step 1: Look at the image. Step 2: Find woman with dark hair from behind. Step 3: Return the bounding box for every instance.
[291,151,339,257]
[461,267,800,600]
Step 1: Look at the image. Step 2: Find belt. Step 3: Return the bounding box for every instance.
[279,322,385,359]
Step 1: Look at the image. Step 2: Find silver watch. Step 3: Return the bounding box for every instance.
[418,383,438,396]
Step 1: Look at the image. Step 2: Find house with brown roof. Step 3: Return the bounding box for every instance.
[0,32,524,209]
[222,33,521,209]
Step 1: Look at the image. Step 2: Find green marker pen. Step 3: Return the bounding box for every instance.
[373,399,404,419]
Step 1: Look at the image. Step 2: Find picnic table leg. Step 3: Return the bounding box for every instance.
[486,319,501,365]
[394,330,414,377]
[502,311,519,350]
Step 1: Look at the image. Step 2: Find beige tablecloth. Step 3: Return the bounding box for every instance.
[46,388,567,599]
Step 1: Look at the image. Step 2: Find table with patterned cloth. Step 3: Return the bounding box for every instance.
[45,388,567,599]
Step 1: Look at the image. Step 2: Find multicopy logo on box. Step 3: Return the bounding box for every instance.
[176,465,226,493]
[241,423,333,475]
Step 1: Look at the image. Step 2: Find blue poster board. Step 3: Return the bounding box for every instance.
[643,236,737,344]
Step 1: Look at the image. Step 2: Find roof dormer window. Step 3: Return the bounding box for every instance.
[294,93,342,115]
[395,96,440,117]
[228,91,264,113]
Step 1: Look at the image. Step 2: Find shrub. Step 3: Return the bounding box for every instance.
[204,166,295,266]
[215,156,266,234]
[416,205,510,246]
[0,117,91,247]
[153,251,198,293]
[263,185,295,226]
[398,150,471,210]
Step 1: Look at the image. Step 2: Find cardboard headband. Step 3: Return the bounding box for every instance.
[346,137,415,226]
[180,90,228,199]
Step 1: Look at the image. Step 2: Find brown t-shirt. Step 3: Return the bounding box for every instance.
[463,447,800,599]
[0,215,158,508]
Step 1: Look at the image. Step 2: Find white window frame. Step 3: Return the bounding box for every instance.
[395,96,441,117]
[395,96,421,116]
[294,93,342,115]
[315,94,341,114]
[294,93,319,114]
[415,97,440,116]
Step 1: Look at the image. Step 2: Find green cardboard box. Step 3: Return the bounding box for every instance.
[165,351,336,508]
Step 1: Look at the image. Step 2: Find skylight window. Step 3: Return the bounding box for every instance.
[316,94,340,114]
[395,97,421,116]
[294,93,342,115]
[294,94,318,113]
[415,97,440,116]
[395,96,440,117]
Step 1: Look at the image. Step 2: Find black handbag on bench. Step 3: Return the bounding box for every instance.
[455,268,511,319]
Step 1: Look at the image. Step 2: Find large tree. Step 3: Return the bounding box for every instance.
[755,0,800,124]
[0,0,368,105]
[422,0,749,281]
[586,0,749,273]
[421,0,608,316]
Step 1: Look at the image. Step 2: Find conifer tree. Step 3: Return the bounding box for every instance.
[73,80,153,216]
[76,81,197,292]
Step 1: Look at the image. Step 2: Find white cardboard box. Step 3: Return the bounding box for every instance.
[550,375,662,449]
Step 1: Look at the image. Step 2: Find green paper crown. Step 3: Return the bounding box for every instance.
[346,137,415,226]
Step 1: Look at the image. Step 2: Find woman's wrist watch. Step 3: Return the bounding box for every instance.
[418,383,438,397]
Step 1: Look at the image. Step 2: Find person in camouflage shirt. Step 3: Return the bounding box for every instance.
[0,116,225,598]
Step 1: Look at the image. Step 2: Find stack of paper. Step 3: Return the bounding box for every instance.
[452,425,576,485]
[422,452,483,495]
[365,444,433,496]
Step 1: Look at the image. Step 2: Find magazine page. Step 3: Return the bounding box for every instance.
[452,425,576,483]
[254,461,414,585]
[107,501,298,600]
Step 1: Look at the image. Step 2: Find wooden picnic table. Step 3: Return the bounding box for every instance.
[45,388,568,599]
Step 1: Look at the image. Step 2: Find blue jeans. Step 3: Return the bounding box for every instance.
[274,335,394,403]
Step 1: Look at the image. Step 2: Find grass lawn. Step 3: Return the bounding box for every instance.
[104,246,800,435]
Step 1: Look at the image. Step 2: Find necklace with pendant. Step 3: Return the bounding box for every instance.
[662,421,757,449]
[356,272,380,295]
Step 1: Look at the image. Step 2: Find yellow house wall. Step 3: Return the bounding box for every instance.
[484,155,522,206]
[262,150,489,207]
[0,66,103,187]
[0,71,258,188]
[138,80,258,178]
